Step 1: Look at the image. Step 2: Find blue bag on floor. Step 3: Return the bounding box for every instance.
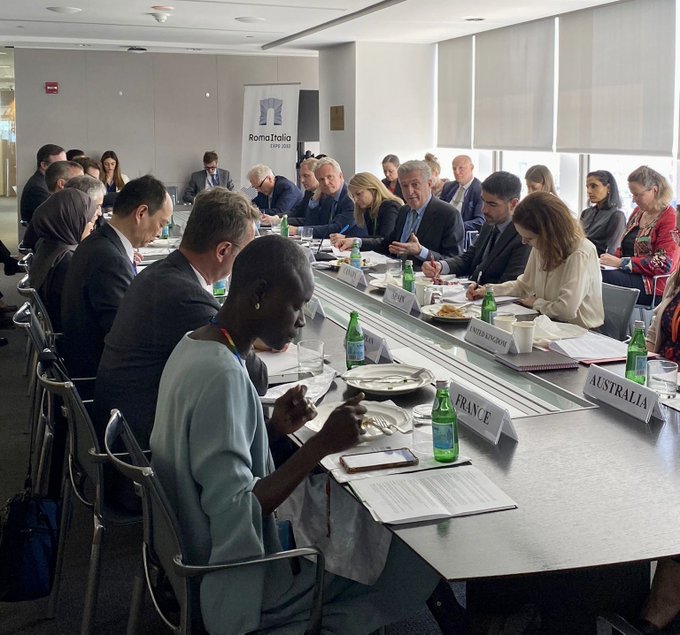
[0,482,59,601]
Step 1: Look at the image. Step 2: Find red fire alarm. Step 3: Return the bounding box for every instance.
[44,82,59,94]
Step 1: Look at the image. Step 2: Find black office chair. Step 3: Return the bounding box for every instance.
[104,409,326,634]
[36,363,143,633]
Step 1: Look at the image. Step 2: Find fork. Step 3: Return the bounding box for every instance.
[363,416,394,435]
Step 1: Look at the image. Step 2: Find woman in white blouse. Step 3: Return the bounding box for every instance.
[469,191,604,329]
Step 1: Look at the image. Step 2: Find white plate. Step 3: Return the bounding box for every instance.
[421,303,475,322]
[368,272,457,281]
[305,400,411,437]
[342,364,434,395]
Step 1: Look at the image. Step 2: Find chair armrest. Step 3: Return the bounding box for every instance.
[173,546,325,633]
[90,448,152,463]
[596,613,641,634]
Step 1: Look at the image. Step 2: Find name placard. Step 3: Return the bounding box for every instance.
[383,283,421,317]
[464,318,517,355]
[304,296,326,320]
[337,263,367,290]
[363,327,393,363]
[583,365,664,423]
[450,382,518,445]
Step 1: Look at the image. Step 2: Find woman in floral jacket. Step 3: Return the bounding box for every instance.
[600,166,678,305]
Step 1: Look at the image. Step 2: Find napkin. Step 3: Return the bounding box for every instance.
[532,315,587,347]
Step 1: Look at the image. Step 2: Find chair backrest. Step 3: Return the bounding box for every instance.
[36,360,105,511]
[18,252,33,273]
[464,230,479,250]
[17,274,56,339]
[598,283,640,341]
[105,411,191,633]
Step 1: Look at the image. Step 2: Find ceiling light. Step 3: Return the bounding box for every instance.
[464,17,485,22]
[127,46,148,53]
[235,16,265,23]
[46,6,83,14]
[151,4,174,10]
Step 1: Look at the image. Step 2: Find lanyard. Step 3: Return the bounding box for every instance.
[209,318,243,365]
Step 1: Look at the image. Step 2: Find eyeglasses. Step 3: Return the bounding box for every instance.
[254,176,269,191]
[204,163,218,171]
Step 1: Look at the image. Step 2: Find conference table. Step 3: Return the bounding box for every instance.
[293,264,680,631]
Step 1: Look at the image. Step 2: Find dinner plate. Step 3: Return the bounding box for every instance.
[420,303,475,323]
[342,364,434,395]
[328,260,376,271]
[368,272,458,281]
[305,400,411,437]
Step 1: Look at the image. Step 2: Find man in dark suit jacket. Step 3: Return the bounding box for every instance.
[386,160,464,263]
[60,175,173,379]
[182,150,234,203]
[440,155,485,233]
[423,171,530,285]
[20,144,66,223]
[288,157,366,240]
[94,188,267,448]
[248,164,302,216]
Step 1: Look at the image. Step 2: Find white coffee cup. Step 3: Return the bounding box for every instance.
[495,316,516,332]
[512,321,535,354]
[415,279,430,305]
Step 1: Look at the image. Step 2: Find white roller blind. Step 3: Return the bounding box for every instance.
[474,19,555,151]
[437,37,473,148]
[557,0,675,156]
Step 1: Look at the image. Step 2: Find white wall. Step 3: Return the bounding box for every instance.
[355,43,436,175]
[319,44,357,176]
[14,49,318,201]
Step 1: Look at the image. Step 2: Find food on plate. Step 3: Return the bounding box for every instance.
[436,304,467,318]
[338,258,367,267]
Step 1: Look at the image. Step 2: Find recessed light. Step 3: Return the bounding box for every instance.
[235,16,265,23]
[77,43,90,47]
[464,17,485,22]
[46,6,83,14]
[245,35,255,39]
[127,46,148,53]
[151,5,174,10]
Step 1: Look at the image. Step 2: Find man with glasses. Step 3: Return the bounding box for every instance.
[182,150,234,204]
[93,189,267,451]
[248,163,302,217]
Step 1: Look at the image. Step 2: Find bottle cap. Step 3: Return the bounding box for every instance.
[634,320,645,329]
[435,379,448,388]
[405,259,413,266]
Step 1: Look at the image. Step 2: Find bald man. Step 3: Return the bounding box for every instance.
[441,154,484,233]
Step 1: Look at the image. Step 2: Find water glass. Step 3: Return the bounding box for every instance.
[297,340,324,377]
[300,226,314,245]
[385,260,402,285]
[647,359,678,399]
[411,404,433,455]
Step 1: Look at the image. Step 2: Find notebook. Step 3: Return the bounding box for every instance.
[494,350,579,372]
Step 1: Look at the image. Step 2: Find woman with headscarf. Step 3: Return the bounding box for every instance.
[29,188,96,331]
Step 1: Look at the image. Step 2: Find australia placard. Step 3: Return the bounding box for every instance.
[583,365,664,423]
[383,284,421,317]
[449,382,517,444]
[337,263,367,290]
[464,318,517,355]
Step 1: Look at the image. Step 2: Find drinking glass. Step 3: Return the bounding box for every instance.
[297,340,324,377]
[385,259,402,285]
[647,359,678,399]
[300,226,314,245]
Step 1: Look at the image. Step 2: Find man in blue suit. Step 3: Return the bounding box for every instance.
[288,157,366,240]
[248,164,303,216]
[440,155,484,233]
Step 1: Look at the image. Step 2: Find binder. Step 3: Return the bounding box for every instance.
[494,350,579,372]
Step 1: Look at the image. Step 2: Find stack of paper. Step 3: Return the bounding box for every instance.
[548,331,629,363]
[350,465,517,524]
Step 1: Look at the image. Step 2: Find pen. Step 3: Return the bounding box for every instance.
[339,224,350,235]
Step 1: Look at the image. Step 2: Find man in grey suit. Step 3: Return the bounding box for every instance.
[93,188,267,448]
[60,175,173,379]
[182,150,234,203]
[422,171,531,285]
[386,160,464,263]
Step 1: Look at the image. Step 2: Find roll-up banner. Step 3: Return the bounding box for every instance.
[241,83,300,186]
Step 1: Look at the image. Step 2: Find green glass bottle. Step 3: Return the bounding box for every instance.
[625,320,647,385]
[345,311,365,370]
[481,287,497,325]
[402,259,415,293]
[350,239,362,269]
[432,379,459,463]
[280,214,289,238]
